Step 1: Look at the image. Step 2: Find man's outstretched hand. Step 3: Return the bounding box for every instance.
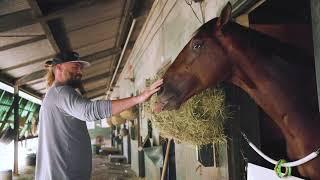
[137,79,163,103]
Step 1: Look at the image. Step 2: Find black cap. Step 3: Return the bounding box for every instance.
[46,51,90,67]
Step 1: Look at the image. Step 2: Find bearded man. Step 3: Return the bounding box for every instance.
[35,51,162,180]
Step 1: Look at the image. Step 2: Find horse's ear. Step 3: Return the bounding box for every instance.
[217,2,232,29]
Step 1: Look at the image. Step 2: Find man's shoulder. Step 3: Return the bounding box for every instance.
[43,85,77,107]
[44,86,76,100]
[54,85,75,94]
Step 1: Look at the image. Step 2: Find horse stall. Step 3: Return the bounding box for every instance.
[112,0,320,180]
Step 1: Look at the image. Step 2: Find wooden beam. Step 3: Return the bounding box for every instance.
[0,9,35,32]
[82,72,111,84]
[3,54,55,72]
[13,48,120,85]
[25,78,44,86]
[0,0,30,16]
[0,0,119,33]
[16,69,46,86]
[36,0,115,22]
[27,0,60,53]
[0,72,42,98]
[66,16,121,33]
[81,48,121,63]
[0,35,47,51]
[47,18,70,51]
[3,47,119,75]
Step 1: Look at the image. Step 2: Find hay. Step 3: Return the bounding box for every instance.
[145,82,230,145]
[111,115,126,125]
[106,118,113,126]
[120,107,138,120]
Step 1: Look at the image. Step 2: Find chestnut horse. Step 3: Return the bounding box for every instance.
[155,3,320,179]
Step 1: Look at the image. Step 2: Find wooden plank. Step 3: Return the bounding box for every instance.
[0,9,36,32]
[0,0,30,16]
[10,48,120,85]
[0,35,46,51]
[82,72,111,84]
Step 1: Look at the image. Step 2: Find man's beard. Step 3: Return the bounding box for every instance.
[63,70,83,89]
[67,79,82,88]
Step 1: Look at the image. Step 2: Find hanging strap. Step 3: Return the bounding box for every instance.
[241,132,320,167]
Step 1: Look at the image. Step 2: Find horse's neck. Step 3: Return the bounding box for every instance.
[222,23,318,140]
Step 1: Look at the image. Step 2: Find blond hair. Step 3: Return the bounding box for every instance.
[45,63,56,88]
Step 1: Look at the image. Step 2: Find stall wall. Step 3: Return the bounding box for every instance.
[111,0,238,179]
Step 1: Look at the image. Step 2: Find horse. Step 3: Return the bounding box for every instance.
[154,3,320,179]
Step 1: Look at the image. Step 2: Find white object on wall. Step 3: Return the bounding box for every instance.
[247,163,304,180]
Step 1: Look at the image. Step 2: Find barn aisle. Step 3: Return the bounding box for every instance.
[12,156,138,180]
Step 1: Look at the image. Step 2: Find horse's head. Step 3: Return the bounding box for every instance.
[155,3,233,112]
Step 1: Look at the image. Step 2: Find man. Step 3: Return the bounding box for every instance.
[35,51,163,180]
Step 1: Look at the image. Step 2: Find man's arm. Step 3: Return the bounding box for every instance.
[111,79,163,115]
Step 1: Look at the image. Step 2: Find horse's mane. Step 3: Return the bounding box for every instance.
[192,18,313,67]
[224,21,314,67]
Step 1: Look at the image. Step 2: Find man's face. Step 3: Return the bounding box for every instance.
[60,62,84,88]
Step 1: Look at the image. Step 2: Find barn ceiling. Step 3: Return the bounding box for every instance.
[0,0,153,99]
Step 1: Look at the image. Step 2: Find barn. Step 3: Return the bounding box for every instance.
[0,0,319,179]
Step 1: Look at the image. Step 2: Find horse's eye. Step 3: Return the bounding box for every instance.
[192,39,204,50]
[193,44,202,49]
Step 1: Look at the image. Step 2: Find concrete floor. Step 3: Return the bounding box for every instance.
[91,156,138,180]
[11,156,138,180]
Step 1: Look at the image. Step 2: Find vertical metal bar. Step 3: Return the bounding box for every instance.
[136,90,145,177]
[0,91,4,131]
[311,0,320,110]
[13,84,19,175]
[127,127,131,164]
[137,95,141,147]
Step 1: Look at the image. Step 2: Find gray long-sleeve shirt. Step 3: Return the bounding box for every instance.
[35,85,112,180]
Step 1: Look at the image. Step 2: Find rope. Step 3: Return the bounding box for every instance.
[184,0,204,24]
[241,132,320,167]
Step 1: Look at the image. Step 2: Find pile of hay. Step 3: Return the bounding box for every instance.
[144,86,230,145]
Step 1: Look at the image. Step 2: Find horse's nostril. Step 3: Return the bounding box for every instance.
[157,86,164,95]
